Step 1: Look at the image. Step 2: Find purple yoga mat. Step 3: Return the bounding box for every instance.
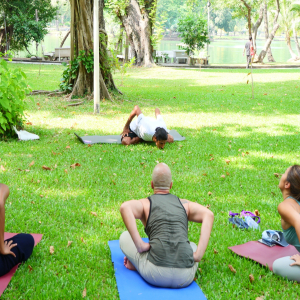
[0,233,43,296]
[229,241,298,271]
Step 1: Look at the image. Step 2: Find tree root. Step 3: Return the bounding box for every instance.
[67,101,84,106]
[30,90,59,95]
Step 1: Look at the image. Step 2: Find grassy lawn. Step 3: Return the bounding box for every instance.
[1,63,300,299]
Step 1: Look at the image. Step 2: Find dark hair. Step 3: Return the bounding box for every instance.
[249,36,252,40]
[154,127,168,141]
[287,165,300,200]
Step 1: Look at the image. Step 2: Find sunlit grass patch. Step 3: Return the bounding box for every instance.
[1,64,300,299]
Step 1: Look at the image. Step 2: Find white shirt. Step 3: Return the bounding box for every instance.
[130,114,168,141]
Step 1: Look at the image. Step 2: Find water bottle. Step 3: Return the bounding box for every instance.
[245,216,259,230]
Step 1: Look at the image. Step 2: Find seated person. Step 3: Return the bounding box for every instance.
[0,184,34,277]
[273,165,300,282]
[121,105,174,149]
[119,163,214,288]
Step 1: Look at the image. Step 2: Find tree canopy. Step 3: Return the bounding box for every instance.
[0,0,57,53]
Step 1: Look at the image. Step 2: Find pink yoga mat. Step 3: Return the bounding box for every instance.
[0,233,43,296]
[229,241,299,271]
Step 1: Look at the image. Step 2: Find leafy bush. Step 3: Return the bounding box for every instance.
[0,56,30,135]
[177,14,209,56]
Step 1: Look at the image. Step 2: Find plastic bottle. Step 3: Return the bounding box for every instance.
[245,216,259,230]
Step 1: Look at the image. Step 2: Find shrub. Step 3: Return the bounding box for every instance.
[0,56,30,136]
[177,13,209,56]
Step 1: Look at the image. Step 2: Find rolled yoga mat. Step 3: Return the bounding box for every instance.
[0,233,43,296]
[108,238,207,300]
[228,241,298,271]
[75,129,185,144]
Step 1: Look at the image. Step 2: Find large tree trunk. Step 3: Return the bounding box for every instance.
[116,0,155,67]
[241,0,252,36]
[263,0,275,62]
[286,31,298,60]
[252,4,264,52]
[292,21,300,56]
[257,0,280,63]
[70,0,118,99]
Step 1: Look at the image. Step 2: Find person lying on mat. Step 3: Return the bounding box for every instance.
[0,184,34,277]
[273,165,300,282]
[119,163,214,288]
[121,105,174,149]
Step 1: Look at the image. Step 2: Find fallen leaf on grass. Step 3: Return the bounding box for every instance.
[256,297,265,300]
[221,175,226,178]
[1,165,6,171]
[82,287,87,298]
[64,169,68,174]
[228,265,236,273]
[254,209,260,216]
[263,93,267,95]
[66,145,71,149]
[81,237,86,244]
[50,246,54,254]
[208,191,212,196]
[67,241,73,247]
[209,157,214,161]
[205,204,211,209]
[242,152,245,157]
[90,212,97,217]
[42,165,51,171]
[213,248,218,254]
[26,122,33,125]
[274,173,281,178]
[28,265,33,272]
[249,274,254,283]
[225,159,230,164]
[70,163,81,169]
[226,172,230,176]
[29,161,34,167]
[202,173,207,176]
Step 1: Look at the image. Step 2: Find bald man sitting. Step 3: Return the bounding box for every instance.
[119,163,214,288]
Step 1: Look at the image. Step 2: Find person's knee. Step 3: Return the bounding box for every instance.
[272,258,281,275]
[119,231,130,250]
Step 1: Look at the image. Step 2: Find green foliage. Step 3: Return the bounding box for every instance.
[0,0,57,52]
[211,9,236,33]
[177,13,209,56]
[106,0,129,16]
[0,56,30,135]
[59,50,93,92]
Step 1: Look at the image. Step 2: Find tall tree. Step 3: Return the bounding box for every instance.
[0,0,57,54]
[262,0,275,62]
[291,1,300,56]
[280,0,299,60]
[107,0,156,66]
[257,0,280,62]
[69,0,118,98]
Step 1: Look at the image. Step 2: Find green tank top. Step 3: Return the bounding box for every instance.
[144,193,194,268]
[282,196,300,252]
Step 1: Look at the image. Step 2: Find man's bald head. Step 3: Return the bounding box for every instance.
[152,163,172,190]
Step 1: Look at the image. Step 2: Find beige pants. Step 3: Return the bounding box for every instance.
[119,231,199,288]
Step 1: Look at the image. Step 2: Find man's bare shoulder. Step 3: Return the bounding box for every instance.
[180,198,190,204]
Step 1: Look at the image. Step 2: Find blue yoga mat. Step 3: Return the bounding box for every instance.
[108,238,207,300]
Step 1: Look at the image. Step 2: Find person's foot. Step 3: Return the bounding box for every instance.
[124,257,136,271]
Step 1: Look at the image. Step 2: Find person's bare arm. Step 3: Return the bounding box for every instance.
[0,184,17,257]
[278,201,300,243]
[187,201,214,262]
[120,200,150,253]
[167,134,174,143]
[121,105,142,137]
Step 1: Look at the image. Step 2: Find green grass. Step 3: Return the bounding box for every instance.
[1,63,300,299]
